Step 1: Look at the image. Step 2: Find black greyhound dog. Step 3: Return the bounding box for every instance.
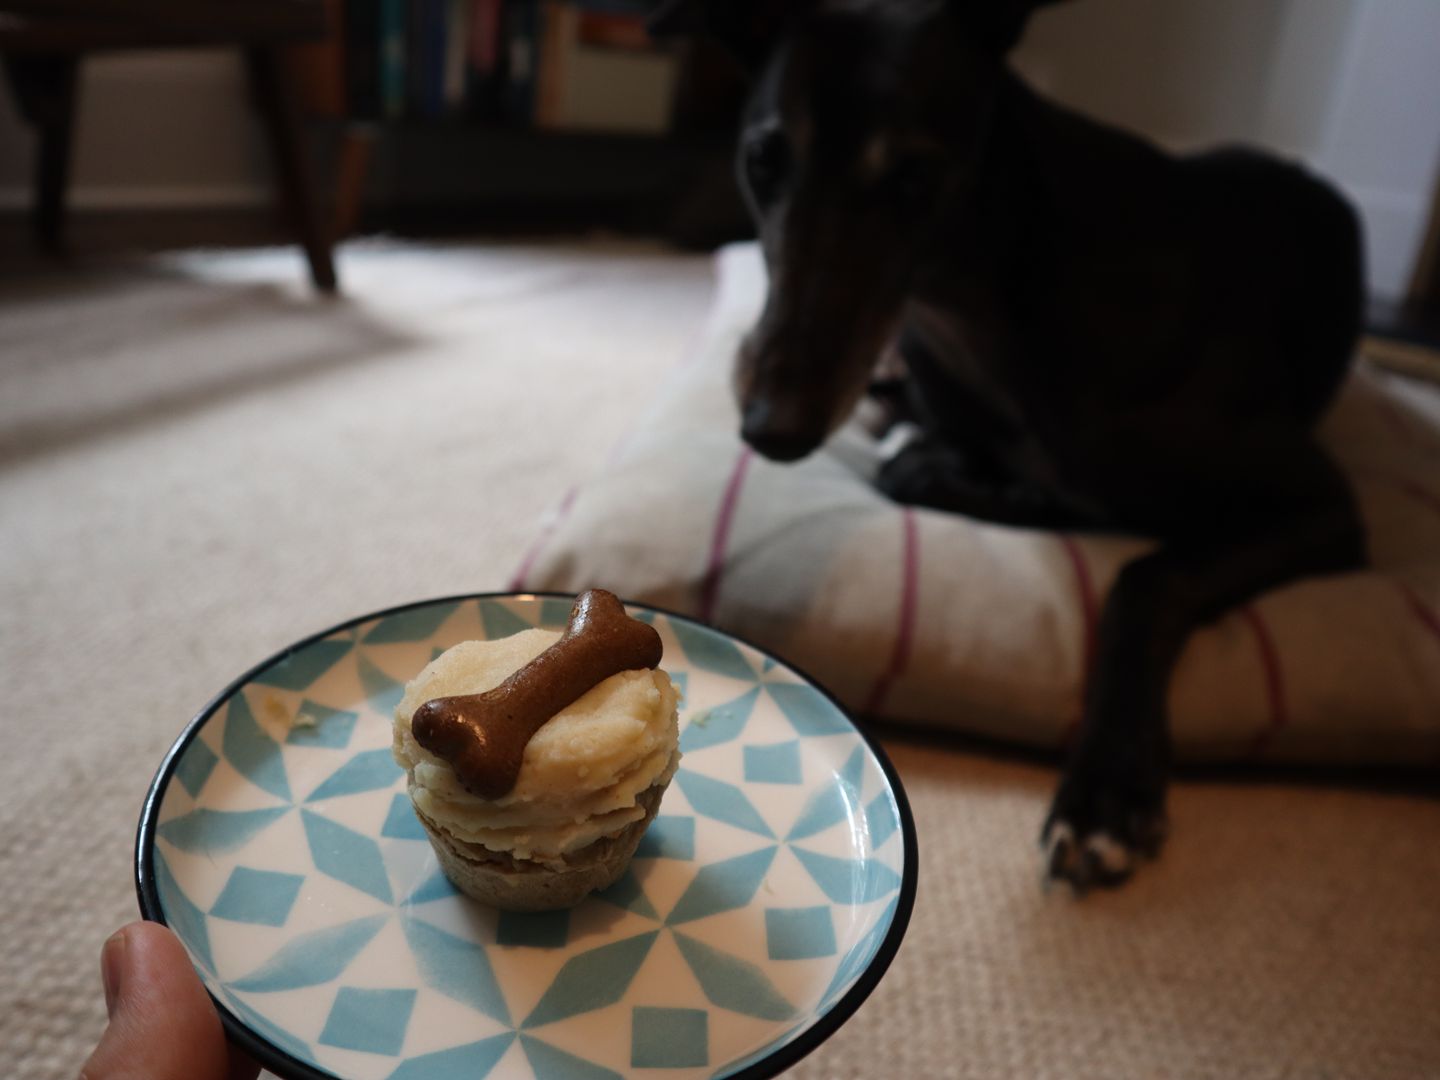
[651,0,1367,888]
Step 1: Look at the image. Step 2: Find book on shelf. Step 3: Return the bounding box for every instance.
[444,0,471,111]
[534,0,679,135]
[380,0,407,118]
[345,0,381,118]
[503,0,539,125]
[320,0,677,132]
[467,0,506,119]
[409,0,448,117]
[576,7,654,50]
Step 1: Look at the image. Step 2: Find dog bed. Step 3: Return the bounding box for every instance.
[518,243,1440,765]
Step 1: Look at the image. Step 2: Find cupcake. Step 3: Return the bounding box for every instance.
[392,590,681,910]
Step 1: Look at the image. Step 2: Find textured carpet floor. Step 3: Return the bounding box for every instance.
[2,240,1436,1079]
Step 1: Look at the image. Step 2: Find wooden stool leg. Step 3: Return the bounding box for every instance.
[244,44,338,293]
[3,53,79,252]
[331,126,375,242]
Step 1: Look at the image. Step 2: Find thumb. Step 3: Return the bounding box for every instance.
[80,921,259,1080]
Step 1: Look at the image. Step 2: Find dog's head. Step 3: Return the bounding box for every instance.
[653,0,1063,461]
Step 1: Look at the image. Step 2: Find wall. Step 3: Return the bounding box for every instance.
[1012,0,1440,301]
[1,1,1437,297]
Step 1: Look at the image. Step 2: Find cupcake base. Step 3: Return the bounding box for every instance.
[413,783,666,911]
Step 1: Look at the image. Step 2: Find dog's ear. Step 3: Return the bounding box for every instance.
[955,0,1069,54]
[648,0,801,70]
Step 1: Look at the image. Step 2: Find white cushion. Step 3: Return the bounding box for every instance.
[521,243,1440,764]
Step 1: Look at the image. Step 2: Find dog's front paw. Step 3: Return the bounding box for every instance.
[875,434,956,501]
[1040,769,1167,891]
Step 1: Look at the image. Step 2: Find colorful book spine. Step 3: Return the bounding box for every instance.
[576,8,652,51]
[406,0,428,116]
[344,0,381,118]
[444,0,471,111]
[466,0,505,118]
[503,0,539,125]
[421,0,449,117]
[379,0,408,118]
[534,0,574,129]
[572,0,651,14]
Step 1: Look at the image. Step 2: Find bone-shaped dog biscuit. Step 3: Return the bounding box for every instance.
[411,589,664,799]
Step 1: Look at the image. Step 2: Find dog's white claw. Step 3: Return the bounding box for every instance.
[1042,821,1076,882]
[1043,821,1074,851]
[876,420,923,461]
[1083,831,1132,878]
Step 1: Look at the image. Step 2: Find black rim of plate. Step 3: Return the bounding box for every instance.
[136,591,919,1080]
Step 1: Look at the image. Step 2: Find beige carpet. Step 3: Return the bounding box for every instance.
[2,239,1436,1079]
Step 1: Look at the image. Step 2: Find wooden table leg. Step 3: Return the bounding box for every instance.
[244,43,338,293]
[332,125,375,242]
[2,52,79,252]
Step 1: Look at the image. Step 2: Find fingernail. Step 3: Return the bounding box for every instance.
[101,931,127,1018]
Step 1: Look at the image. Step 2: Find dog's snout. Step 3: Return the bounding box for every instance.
[740,400,822,462]
[744,428,818,463]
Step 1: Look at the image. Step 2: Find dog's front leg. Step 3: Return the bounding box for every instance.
[1041,549,1184,888]
[1042,448,1365,889]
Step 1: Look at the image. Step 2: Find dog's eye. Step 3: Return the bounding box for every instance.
[744,129,790,202]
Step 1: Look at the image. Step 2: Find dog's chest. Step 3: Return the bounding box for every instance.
[905,303,1029,428]
[901,302,1068,484]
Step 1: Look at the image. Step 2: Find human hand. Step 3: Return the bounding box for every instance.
[80,921,260,1080]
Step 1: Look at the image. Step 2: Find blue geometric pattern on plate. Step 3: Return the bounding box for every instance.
[306,748,404,802]
[320,988,418,1054]
[252,638,353,691]
[632,1007,708,1068]
[380,793,429,841]
[174,739,219,797]
[674,770,775,839]
[495,911,570,950]
[673,932,795,1020]
[387,1033,514,1080]
[157,806,290,856]
[361,601,460,644]
[679,688,759,753]
[764,907,837,961]
[301,810,393,903]
[635,816,695,860]
[743,740,803,785]
[223,693,292,802]
[767,683,857,737]
[357,654,406,717]
[402,916,512,1023]
[210,867,305,927]
[285,702,359,749]
[229,915,388,993]
[143,596,911,1080]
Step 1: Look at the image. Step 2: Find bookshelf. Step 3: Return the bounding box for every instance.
[287,0,750,244]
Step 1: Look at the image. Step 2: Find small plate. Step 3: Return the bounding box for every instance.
[137,593,916,1080]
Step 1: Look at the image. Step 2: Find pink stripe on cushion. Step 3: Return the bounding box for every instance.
[699,446,754,623]
[863,508,920,716]
[508,485,580,591]
[1241,605,1288,752]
